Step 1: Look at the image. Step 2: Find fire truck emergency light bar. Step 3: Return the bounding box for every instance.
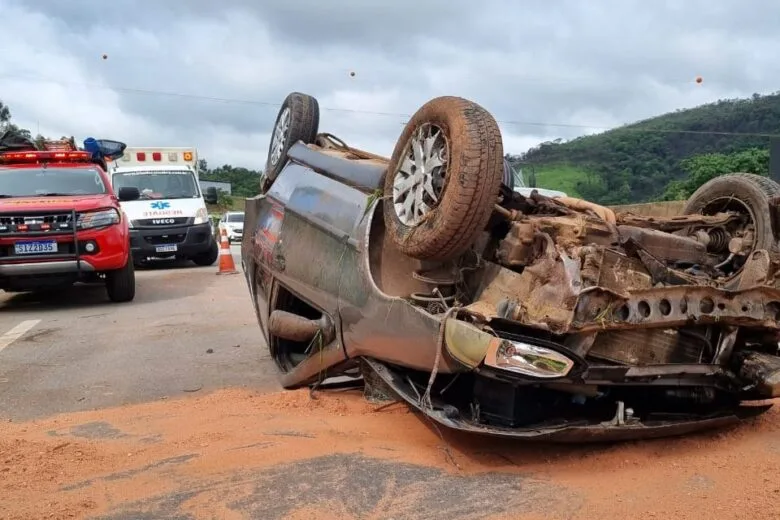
[0,151,92,163]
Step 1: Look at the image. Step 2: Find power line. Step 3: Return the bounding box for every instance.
[4,72,780,139]
[0,73,408,117]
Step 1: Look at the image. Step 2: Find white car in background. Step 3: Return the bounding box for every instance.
[504,159,567,198]
[219,211,244,244]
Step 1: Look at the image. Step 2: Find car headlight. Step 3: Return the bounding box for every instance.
[193,207,209,225]
[485,340,574,379]
[77,208,121,230]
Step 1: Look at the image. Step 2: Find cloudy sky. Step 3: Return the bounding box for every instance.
[1,0,778,171]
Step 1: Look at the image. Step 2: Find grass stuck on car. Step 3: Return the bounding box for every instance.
[241,91,780,442]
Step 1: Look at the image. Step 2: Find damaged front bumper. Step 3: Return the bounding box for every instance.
[442,316,780,400]
[362,358,771,442]
[358,315,780,442]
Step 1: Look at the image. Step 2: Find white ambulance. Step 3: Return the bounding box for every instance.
[107,147,219,267]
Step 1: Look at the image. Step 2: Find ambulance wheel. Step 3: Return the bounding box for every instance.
[192,241,219,266]
[132,255,149,269]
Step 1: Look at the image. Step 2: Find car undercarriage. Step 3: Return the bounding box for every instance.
[244,92,780,441]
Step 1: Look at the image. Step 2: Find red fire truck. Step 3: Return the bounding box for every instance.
[0,135,140,302]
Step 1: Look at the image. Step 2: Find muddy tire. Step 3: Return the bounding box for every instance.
[684,173,780,288]
[264,92,320,189]
[105,257,136,303]
[382,96,504,261]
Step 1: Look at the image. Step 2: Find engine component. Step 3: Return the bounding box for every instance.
[618,225,714,266]
[579,247,652,292]
[736,350,780,398]
[496,215,616,268]
[495,222,537,267]
[615,211,740,232]
[588,328,709,365]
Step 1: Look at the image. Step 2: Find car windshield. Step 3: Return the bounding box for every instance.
[112,170,200,200]
[0,167,107,197]
[227,213,244,223]
[511,166,527,188]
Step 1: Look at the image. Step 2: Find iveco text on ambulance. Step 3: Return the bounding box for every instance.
[107,147,219,267]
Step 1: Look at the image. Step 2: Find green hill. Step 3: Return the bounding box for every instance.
[198,160,262,198]
[507,92,780,205]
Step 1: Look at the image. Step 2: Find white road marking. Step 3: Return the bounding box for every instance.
[0,320,41,352]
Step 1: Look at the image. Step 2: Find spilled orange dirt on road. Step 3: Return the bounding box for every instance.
[1,388,779,519]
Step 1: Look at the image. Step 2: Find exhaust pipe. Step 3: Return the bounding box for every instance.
[268,310,335,344]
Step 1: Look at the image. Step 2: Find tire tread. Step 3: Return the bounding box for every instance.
[383,96,503,261]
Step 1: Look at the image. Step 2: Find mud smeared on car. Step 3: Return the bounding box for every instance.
[242,92,780,442]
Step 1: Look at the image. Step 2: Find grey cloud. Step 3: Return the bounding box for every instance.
[6,0,780,168]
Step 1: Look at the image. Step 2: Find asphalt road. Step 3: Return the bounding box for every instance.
[0,245,279,421]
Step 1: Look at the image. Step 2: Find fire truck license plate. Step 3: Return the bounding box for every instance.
[14,240,58,255]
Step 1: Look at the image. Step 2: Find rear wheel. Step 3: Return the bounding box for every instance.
[382,96,504,262]
[683,173,780,289]
[105,257,136,303]
[264,92,320,191]
[192,241,219,266]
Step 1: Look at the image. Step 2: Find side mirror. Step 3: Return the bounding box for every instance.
[203,187,218,204]
[117,186,141,202]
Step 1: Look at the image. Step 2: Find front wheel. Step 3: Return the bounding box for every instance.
[382,96,504,262]
[105,257,136,303]
[192,241,219,266]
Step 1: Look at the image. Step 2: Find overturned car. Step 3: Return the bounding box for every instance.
[241,92,780,441]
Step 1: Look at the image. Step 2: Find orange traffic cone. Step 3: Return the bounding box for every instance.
[217,228,239,275]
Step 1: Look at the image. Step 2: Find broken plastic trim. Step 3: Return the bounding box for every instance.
[443,318,500,369]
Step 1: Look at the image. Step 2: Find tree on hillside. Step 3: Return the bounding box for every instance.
[510,91,780,204]
[661,148,770,200]
[197,158,208,176]
[0,99,32,139]
[201,163,262,198]
[0,101,10,125]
